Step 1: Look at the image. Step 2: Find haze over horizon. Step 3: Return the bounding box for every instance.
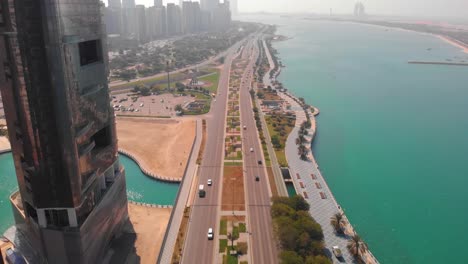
[103,0,468,19]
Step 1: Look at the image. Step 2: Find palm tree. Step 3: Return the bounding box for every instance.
[347,233,368,262]
[330,212,344,234]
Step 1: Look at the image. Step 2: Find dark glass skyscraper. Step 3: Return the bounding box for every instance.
[0,0,128,263]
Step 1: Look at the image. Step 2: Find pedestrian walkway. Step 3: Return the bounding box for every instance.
[282,92,379,264]
[157,119,203,264]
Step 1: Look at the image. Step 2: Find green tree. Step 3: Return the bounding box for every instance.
[330,212,344,235]
[290,195,310,211]
[305,255,332,264]
[280,251,303,264]
[175,82,186,92]
[139,87,150,96]
[0,125,8,137]
[175,104,183,112]
[271,135,281,149]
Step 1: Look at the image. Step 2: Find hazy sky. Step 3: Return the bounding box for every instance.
[104,0,468,18]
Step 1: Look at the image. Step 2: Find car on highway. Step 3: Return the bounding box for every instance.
[257,160,262,165]
[199,184,206,198]
[207,228,213,240]
[250,147,254,152]
[243,125,247,130]
[255,175,259,181]
[207,179,212,186]
[332,246,343,258]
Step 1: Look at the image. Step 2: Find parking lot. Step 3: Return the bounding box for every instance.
[112,93,196,117]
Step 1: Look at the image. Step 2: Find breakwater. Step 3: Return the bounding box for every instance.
[408,61,468,66]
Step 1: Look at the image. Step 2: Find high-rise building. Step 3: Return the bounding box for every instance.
[0,0,128,263]
[146,6,157,41]
[122,0,136,9]
[213,1,231,31]
[354,2,366,17]
[136,5,147,42]
[104,5,122,35]
[108,0,122,9]
[200,0,219,12]
[230,0,238,16]
[155,6,167,37]
[166,3,182,36]
[154,0,163,8]
[182,1,201,34]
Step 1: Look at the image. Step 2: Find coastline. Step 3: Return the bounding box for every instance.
[437,35,468,54]
[326,19,468,55]
[264,35,379,263]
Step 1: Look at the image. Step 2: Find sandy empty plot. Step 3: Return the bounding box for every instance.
[126,204,171,263]
[116,118,196,180]
[0,136,10,151]
[221,166,245,211]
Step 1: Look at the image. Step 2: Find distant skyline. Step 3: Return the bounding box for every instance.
[102,0,468,19]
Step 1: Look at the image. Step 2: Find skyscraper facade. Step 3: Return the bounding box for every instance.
[0,0,128,263]
[213,1,231,31]
[230,0,238,16]
[154,0,163,8]
[122,0,136,9]
[108,0,122,9]
[182,1,201,34]
[200,0,219,12]
[167,3,182,36]
[136,5,147,42]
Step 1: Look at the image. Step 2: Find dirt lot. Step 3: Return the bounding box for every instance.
[0,136,10,151]
[113,93,195,117]
[221,166,245,211]
[116,118,196,180]
[109,204,171,264]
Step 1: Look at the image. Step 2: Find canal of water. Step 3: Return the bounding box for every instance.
[0,152,180,233]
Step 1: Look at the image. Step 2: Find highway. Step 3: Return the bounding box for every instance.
[239,38,279,264]
[181,32,278,264]
[181,43,240,264]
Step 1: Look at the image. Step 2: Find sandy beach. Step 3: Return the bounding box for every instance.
[116,118,196,180]
[437,35,468,54]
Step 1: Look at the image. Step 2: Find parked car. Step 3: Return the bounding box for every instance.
[207,179,212,186]
[332,246,343,258]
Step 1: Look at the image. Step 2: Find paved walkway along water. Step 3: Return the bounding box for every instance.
[281,92,379,264]
[157,119,202,264]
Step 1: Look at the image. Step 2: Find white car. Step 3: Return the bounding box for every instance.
[207,179,212,186]
[249,147,254,152]
[207,228,213,240]
[332,246,343,258]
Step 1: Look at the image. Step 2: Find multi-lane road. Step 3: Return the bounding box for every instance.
[181,43,240,264]
[239,38,278,264]
[181,33,278,264]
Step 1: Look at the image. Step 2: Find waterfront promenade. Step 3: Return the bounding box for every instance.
[280,92,378,264]
[261,34,378,263]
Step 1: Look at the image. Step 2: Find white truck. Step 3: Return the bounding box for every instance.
[198,184,206,198]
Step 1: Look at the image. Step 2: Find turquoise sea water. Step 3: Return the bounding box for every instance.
[244,15,468,264]
[0,153,179,233]
[285,182,297,197]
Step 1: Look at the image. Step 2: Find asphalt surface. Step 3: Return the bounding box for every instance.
[239,39,279,264]
[181,44,239,264]
[182,33,278,264]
